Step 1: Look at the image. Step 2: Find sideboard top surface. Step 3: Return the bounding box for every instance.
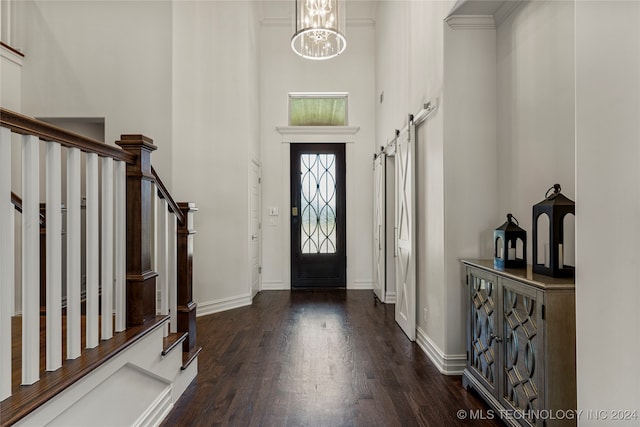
[462,259,575,290]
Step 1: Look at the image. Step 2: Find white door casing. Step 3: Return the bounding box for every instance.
[250,160,262,298]
[373,154,386,302]
[395,123,416,341]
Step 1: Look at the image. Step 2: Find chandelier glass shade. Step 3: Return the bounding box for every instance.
[291,0,346,60]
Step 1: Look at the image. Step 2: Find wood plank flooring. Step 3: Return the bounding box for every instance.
[162,290,502,426]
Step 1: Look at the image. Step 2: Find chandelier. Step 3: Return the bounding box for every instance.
[291,0,346,60]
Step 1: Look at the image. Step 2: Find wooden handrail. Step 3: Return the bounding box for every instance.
[151,166,185,225]
[0,108,136,164]
[11,191,45,225]
[11,191,23,213]
[0,41,25,58]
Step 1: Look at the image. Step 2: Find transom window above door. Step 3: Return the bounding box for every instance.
[288,93,348,126]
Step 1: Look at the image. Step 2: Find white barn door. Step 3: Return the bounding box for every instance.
[373,154,386,302]
[395,124,416,341]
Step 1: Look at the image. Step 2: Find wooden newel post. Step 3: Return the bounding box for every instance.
[177,202,197,352]
[116,135,158,326]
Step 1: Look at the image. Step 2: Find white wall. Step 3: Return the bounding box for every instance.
[376,0,576,373]
[0,45,22,111]
[18,0,174,184]
[443,20,498,356]
[575,1,640,420]
[259,17,376,290]
[496,0,575,258]
[172,1,261,312]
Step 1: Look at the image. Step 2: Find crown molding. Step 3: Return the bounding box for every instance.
[445,15,496,30]
[494,0,527,27]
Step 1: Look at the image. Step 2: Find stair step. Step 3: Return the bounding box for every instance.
[162,332,188,356]
[1,315,170,427]
[181,346,202,370]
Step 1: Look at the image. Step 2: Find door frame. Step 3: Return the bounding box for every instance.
[290,143,346,288]
[275,125,360,289]
[373,152,386,302]
[249,158,262,298]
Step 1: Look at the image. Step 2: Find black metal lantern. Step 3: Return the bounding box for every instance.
[494,214,527,270]
[532,184,575,277]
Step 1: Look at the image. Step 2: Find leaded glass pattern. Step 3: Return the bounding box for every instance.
[503,287,538,423]
[300,154,337,254]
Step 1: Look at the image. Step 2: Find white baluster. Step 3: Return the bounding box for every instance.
[114,161,126,332]
[0,127,14,398]
[168,213,177,333]
[152,188,158,314]
[85,152,99,348]
[101,157,114,340]
[158,198,169,336]
[46,141,62,371]
[67,147,81,360]
[21,134,40,385]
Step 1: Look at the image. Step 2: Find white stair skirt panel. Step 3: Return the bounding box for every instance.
[47,364,172,427]
[15,319,198,427]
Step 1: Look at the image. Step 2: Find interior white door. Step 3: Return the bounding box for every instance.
[395,124,416,341]
[250,160,261,298]
[373,154,386,302]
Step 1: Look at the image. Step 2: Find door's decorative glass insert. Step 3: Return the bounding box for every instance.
[503,287,538,421]
[300,154,336,253]
[470,275,496,386]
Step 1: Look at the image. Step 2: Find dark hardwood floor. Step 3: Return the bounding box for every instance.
[162,290,502,427]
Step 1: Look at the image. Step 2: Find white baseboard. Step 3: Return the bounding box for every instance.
[196,293,252,317]
[261,281,288,290]
[349,280,374,290]
[385,291,396,304]
[416,326,466,375]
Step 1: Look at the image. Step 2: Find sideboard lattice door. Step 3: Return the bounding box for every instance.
[502,282,540,426]
[469,271,497,391]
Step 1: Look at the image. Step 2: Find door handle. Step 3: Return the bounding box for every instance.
[251,234,258,240]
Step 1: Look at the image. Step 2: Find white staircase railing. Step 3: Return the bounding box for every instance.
[0,109,187,408]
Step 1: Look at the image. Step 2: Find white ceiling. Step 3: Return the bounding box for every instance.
[258,0,376,22]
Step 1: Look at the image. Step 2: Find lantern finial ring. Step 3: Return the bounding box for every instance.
[545,183,562,199]
[506,213,519,225]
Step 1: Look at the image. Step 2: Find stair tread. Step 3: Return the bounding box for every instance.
[181,346,202,370]
[162,331,188,356]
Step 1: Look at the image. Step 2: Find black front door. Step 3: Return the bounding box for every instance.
[290,143,346,288]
